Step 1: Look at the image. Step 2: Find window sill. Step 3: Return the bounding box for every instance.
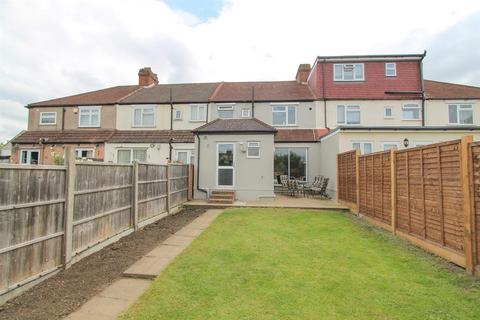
[333,79,365,82]
[39,123,57,126]
[402,119,421,121]
[273,124,298,127]
[189,120,207,123]
[131,126,156,128]
[78,126,101,128]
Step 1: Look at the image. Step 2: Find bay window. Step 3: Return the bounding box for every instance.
[448,104,473,124]
[337,105,360,125]
[272,105,296,126]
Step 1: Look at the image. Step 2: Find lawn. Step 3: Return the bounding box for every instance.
[121,208,480,320]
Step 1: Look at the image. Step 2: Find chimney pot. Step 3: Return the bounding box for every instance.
[138,67,159,86]
[295,63,311,84]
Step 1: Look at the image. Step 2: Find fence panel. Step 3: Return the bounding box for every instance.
[337,150,357,206]
[470,142,480,273]
[137,163,168,222]
[396,140,464,254]
[72,163,133,255]
[358,150,392,225]
[0,165,66,295]
[169,164,189,209]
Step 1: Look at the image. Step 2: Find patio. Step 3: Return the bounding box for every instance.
[185,193,348,211]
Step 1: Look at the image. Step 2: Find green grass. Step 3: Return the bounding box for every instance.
[121,209,480,320]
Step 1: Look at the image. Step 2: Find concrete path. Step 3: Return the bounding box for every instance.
[64,209,223,320]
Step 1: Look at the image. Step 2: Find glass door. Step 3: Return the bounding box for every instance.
[217,143,234,188]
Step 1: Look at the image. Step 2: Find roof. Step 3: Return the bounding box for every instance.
[424,80,480,99]
[28,86,142,107]
[108,130,194,143]
[210,81,315,102]
[316,52,425,62]
[121,83,219,104]
[12,130,116,144]
[275,129,329,142]
[192,118,277,134]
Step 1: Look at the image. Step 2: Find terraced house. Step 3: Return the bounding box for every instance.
[11,53,480,199]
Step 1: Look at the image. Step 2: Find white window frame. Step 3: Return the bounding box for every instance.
[352,141,373,154]
[174,109,182,120]
[414,141,433,147]
[20,149,40,165]
[116,148,147,164]
[337,105,360,125]
[333,63,365,81]
[384,107,393,119]
[241,108,251,118]
[385,63,397,77]
[174,149,192,164]
[78,106,101,128]
[76,148,95,159]
[39,112,57,125]
[246,142,260,158]
[217,104,235,119]
[402,104,420,121]
[272,104,297,126]
[382,142,399,151]
[190,104,207,122]
[216,143,235,188]
[132,106,156,127]
[448,104,473,125]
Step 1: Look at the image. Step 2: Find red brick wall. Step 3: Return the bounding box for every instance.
[11,144,105,165]
[310,60,422,100]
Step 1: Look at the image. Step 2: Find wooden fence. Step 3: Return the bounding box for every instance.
[337,150,358,206]
[337,136,479,275]
[0,149,193,302]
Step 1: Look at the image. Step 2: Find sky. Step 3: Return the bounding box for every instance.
[0,0,480,142]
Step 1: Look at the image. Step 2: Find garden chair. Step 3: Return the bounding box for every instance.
[310,177,330,199]
[287,179,302,197]
[303,176,323,197]
[279,175,289,193]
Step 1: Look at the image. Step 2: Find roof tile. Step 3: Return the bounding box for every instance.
[193,118,276,133]
[424,80,480,99]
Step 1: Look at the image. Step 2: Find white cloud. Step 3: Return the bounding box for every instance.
[0,0,479,141]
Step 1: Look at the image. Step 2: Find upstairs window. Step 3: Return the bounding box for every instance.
[133,106,155,127]
[40,112,57,125]
[337,105,360,124]
[174,109,182,120]
[247,142,260,158]
[382,142,399,151]
[334,64,364,81]
[79,107,101,127]
[449,104,473,124]
[385,63,397,77]
[217,105,234,119]
[384,107,393,118]
[402,104,420,120]
[272,105,296,126]
[241,108,251,118]
[190,104,207,121]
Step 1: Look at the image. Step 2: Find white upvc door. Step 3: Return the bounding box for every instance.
[216,143,235,188]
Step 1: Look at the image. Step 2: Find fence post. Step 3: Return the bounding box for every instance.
[460,135,474,274]
[355,149,360,215]
[132,161,139,231]
[63,147,76,269]
[390,148,397,235]
[188,164,194,201]
[166,164,171,214]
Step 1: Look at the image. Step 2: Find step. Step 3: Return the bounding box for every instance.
[211,190,235,195]
[209,194,235,199]
[209,199,234,204]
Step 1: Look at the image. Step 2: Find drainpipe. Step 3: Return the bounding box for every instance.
[419,50,426,127]
[168,138,173,162]
[169,88,173,130]
[205,104,209,123]
[251,86,255,117]
[321,59,327,127]
[195,134,208,196]
[61,107,66,131]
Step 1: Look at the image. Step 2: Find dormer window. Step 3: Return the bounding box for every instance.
[386,63,397,77]
[334,64,364,81]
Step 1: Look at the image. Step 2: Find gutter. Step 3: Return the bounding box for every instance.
[195,134,208,197]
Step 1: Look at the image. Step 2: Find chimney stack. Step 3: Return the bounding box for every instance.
[138,67,159,86]
[295,64,311,84]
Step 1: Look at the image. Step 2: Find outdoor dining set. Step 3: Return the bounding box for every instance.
[278,175,330,198]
